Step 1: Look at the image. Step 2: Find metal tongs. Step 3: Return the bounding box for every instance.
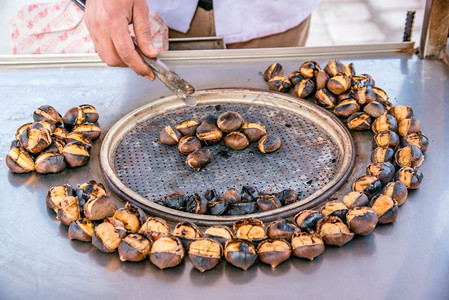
[72,0,197,106]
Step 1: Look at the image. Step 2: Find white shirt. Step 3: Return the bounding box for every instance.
[147,0,320,44]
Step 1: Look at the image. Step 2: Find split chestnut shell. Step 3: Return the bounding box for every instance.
[188,238,223,272]
[257,239,292,268]
[139,217,170,241]
[118,234,151,262]
[149,236,185,269]
[369,194,398,224]
[294,210,323,232]
[291,231,325,260]
[346,207,378,235]
[224,239,257,271]
[68,218,94,242]
[317,216,354,247]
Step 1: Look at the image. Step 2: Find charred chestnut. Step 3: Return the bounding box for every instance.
[288,71,305,86]
[267,219,299,240]
[76,180,107,203]
[315,88,337,109]
[352,86,377,105]
[241,122,266,142]
[186,149,212,171]
[398,117,422,137]
[222,188,241,203]
[178,136,202,155]
[63,142,90,168]
[33,105,62,124]
[188,238,223,272]
[149,236,185,269]
[19,122,52,154]
[352,175,382,198]
[66,132,92,151]
[394,145,424,168]
[317,216,354,247]
[196,118,222,145]
[83,195,116,221]
[204,225,234,247]
[351,74,375,89]
[333,99,360,118]
[373,130,400,149]
[207,196,229,216]
[56,196,80,226]
[291,231,325,260]
[364,101,387,118]
[263,63,284,81]
[217,111,244,132]
[172,221,203,249]
[186,193,208,214]
[366,161,396,184]
[372,114,398,133]
[139,217,170,241]
[256,193,281,211]
[46,184,74,212]
[63,107,86,131]
[323,60,351,77]
[52,126,68,141]
[300,60,321,78]
[35,152,67,174]
[175,118,200,136]
[347,112,372,131]
[92,220,125,253]
[274,188,297,206]
[257,239,291,268]
[372,87,390,104]
[389,105,413,123]
[268,76,291,93]
[294,78,315,98]
[162,191,188,210]
[224,239,257,271]
[77,104,99,123]
[224,131,249,150]
[346,207,378,235]
[382,181,408,206]
[15,123,31,141]
[371,146,395,163]
[44,139,65,154]
[228,201,258,215]
[241,186,259,202]
[294,210,323,232]
[68,218,94,242]
[160,126,182,146]
[234,219,267,244]
[401,132,429,152]
[369,194,398,224]
[5,146,35,173]
[258,134,281,153]
[315,69,330,90]
[321,201,349,222]
[342,191,369,209]
[118,234,151,262]
[395,167,423,189]
[72,123,102,141]
[327,75,351,95]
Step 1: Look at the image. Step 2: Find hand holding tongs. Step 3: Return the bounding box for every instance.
[72,0,197,106]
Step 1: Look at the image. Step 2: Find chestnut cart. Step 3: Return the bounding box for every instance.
[1,3,449,300]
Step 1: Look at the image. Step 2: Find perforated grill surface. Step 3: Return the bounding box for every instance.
[114,103,340,203]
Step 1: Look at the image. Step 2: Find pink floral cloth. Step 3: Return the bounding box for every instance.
[9,0,169,54]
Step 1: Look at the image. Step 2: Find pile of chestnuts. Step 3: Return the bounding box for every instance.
[160,110,281,171]
[156,186,298,216]
[6,104,101,174]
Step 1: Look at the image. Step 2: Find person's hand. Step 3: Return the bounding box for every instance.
[84,0,158,80]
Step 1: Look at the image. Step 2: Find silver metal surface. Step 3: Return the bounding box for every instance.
[0,47,448,299]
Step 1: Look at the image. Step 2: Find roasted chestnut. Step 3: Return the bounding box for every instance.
[351,74,375,89]
[172,221,203,249]
[369,194,398,224]
[79,104,99,123]
[204,225,234,246]
[267,220,299,240]
[35,152,67,174]
[268,76,291,93]
[257,239,291,268]
[401,132,429,152]
[294,78,315,98]
[256,193,281,211]
[139,217,170,241]
[92,219,125,253]
[72,123,102,141]
[364,101,387,118]
[186,149,212,171]
[83,195,116,221]
[327,75,350,95]
[317,216,354,247]
[346,207,378,235]
[347,112,372,131]
[341,191,369,209]
[263,63,284,81]
[373,87,390,104]
[382,181,408,206]
[118,234,151,262]
[52,126,68,140]
[112,204,142,233]
[224,239,257,271]
[63,142,90,168]
[274,188,297,206]
[294,210,323,232]
[66,132,92,151]
[315,69,330,90]
[241,186,259,202]
[5,146,35,173]
[389,105,413,123]
[68,218,94,242]
[373,130,400,149]
[44,139,65,154]
[333,99,360,118]
[149,236,185,269]
[371,146,395,163]
[241,122,266,142]
[395,167,423,189]
[15,123,31,141]
[217,111,244,132]
[233,219,267,244]
[299,60,321,78]
[258,134,281,153]
[188,238,223,272]
[160,125,182,146]
[291,231,325,260]
[398,117,422,137]
[38,120,56,134]
[224,131,249,150]
[315,88,337,109]
[76,180,108,203]
[196,118,222,145]
[207,196,229,216]
[178,136,202,155]
[372,114,398,133]
[162,191,188,210]
[186,193,208,214]
[323,60,351,77]
[33,105,62,124]
[175,118,200,136]
[222,188,241,203]
[288,71,305,86]
[366,162,396,184]
[228,201,258,215]
[63,107,86,131]
[19,122,52,154]
[352,86,377,105]
[46,184,74,212]
[321,201,349,222]
[394,145,424,168]
[352,175,382,198]
[56,196,80,226]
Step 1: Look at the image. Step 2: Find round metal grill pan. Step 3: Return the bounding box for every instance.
[100,89,355,226]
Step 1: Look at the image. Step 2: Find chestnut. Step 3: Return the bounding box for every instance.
[268,76,291,93]
[188,238,223,272]
[186,193,207,214]
[68,218,94,242]
[321,201,349,222]
[382,181,408,206]
[172,221,203,249]
[224,132,249,150]
[294,78,315,98]
[178,136,202,155]
[186,149,212,171]
[241,185,259,202]
[233,219,267,244]
[372,114,398,133]
[395,167,423,189]
[207,196,229,216]
[341,191,369,209]
[113,207,141,233]
[274,188,297,206]
[373,130,400,149]
[217,111,244,132]
[263,63,284,81]
[203,189,218,201]
[315,88,337,109]
[222,188,241,203]
[83,195,116,221]
[46,184,74,212]
[33,105,62,124]
[256,193,281,211]
[351,74,375,89]
[395,145,424,168]
[333,99,360,118]
[204,225,234,247]
[257,239,291,268]
[35,152,67,174]
[291,231,325,260]
[241,122,266,142]
[224,239,257,271]
[196,118,222,145]
[398,117,421,137]
[15,123,31,141]
[52,126,68,141]
[288,71,305,86]
[346,207,378,235]
[258,134,281,153]
[369,194,398,224]
[139,217,170,241]
[352,86,377,105]
[175,118,200,136]
[228,201,258,215]
[401,132,429,152]
[347,112,372,131]
[352,175,382,198]
[389,105,413,123]
[66,132,92,151]
[118,234,151,262]
[299,60,321,78]
[63,142,90,168]
[63,107,86,131]
[162,191,188,210]
[327,75,351,95]
[366,161,396,184]
[19,122,52,154]
[371,146,395,163]
[315,69,330,90]
[72,123,102,141]
[76,180,108,203]
[160,125,182,146]
[267,219,299,240]
[372,87,390,104]
[92,220,125,253]
[79,104,99,123]
[44,139,65,154]
[149,236,185,269]
[317,216,354,247]
[56,196,80,226]
[5,146,35,173]
[364,101,387,118]
[294,210,323,232]
[38,120,56,134]
[323,60,351,77]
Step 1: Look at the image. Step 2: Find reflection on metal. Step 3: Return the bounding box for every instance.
[169,37,225,50]
[419,0,449,60]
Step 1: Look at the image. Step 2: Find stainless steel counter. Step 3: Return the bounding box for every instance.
[0,45,448,299]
